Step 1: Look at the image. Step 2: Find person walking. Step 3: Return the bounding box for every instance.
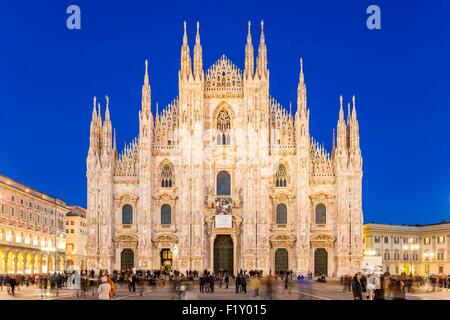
[236,274,242,293]
[224,275,229,289]
[9,276,16,296]
[283,271,291,294]
[351,273,363,300]
[98,276,112,300]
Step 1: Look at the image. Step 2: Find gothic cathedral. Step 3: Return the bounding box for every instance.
[86,21,363,277]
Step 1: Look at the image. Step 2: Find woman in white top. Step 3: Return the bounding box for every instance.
[98,276,112,300]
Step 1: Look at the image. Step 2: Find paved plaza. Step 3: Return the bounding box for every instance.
[0,279,449,300]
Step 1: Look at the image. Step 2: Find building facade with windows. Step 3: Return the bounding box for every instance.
[86,21,364,276]
[0,174,68,274]
[363,222,450,275]
[65,206,87,270]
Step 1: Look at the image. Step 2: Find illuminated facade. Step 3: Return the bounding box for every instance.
[364,222,450,275]
[0,175,68,274]
[65,206,87,271]
[86,21,364,276]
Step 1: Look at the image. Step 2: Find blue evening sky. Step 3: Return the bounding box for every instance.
[1,0,449,225]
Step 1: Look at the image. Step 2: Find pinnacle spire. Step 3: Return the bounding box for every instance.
[260,20,265,43]
[92,96,97,120]
[194,20,203,80]
[144,59,149,85]
[105,95,110,121]
[339,95,344,120]
[245,20,254,79]
[256,20,267,78]
[141,59,151,113]
[113,128,117,150]
[183,21,188,45]
[352,95,357,120]
[297,58,307,112]
[196,21,200,43]
[180,21,192,79]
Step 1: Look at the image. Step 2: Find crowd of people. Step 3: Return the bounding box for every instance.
[2,268,449,300]
[342,272,450,300]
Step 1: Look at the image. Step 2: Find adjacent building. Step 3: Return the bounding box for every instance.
[65,206,87,270]
[0,174,68,274]
[363,222,450,275]
[86,21,364,276]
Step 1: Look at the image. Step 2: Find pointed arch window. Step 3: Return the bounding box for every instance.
[216,109,231,145]
[122,204,133,225]
[216,171,231,196]
[161,164,174,188]
[315,203,326,224]
[276,204,287,225]
[275,164,288,187]
[161,204,172,225]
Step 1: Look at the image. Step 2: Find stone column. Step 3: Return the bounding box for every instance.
[13,256,18,274]
[0,255,5,274]
[23,256,27,274]
[30,258,35,274]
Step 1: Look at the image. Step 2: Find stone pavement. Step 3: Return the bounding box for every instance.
[0,280,448,300]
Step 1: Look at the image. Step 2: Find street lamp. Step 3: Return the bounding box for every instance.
[403,238,419,275]
[423,251,434,277]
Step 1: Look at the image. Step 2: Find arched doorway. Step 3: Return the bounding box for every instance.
[214,235,233,274]
[26,253,33,274]
[121,249,134,271]
[314,248,328,276]
[17,252,25,274]
[48,255,55,273]
[7,252,15,273]
[58,256,64,272]
[275,249,289,274]
[160,249,173,273]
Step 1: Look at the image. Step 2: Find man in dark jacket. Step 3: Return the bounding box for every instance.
[351,273,363,300]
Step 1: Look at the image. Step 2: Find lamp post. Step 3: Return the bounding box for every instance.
[423,251,434,277]
[403,238,419,275]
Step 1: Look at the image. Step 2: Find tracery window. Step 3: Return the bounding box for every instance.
[276,204,287,225]
[161,204,172,225]
[315,203,326,224]
[122,204,133,225]
[216,109,231,145]
[216,171,231,196]
[161,164,174,188]
[275,164,288,187]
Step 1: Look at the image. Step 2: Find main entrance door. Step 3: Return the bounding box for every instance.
[314,248,328,276]
[121,249,134,271]
[160,249,173,273]
[275,249,289,274]
[214,235,233,274]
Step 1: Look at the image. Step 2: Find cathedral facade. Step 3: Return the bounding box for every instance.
[86,21,363,277]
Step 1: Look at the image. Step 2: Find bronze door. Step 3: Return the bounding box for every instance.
[275,249,289,273]
[214,235,233,274]
[121,249,134,271]
[314,248,328,276]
